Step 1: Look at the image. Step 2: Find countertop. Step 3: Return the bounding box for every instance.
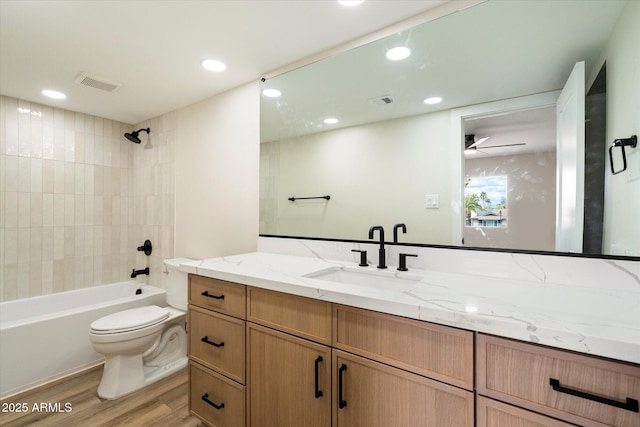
[181,252,640,364]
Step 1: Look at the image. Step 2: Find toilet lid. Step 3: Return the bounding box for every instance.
[90,305,169,334]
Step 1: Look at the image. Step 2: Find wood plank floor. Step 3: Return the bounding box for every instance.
[0,366,205,426]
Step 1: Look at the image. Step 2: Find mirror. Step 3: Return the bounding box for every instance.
[260,0,639,258]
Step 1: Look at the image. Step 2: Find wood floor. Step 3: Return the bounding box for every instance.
[0,366,205,427]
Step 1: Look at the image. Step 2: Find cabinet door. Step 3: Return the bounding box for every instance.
[247,323,331,427]
[333,350,474,427]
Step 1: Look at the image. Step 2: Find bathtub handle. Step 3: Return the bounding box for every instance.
[201,336,225,348]
[201,290,225,300]
[201,393,224,410]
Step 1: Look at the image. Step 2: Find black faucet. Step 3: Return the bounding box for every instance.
[351,249,368,266]
[368,226,387,269]
[398,253,418,271]
[393,223,407,243]
[131,267,150,278]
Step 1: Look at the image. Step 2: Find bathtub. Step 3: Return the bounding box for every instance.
[0,282,166,399]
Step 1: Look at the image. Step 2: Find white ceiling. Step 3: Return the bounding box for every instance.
[0,0,448,125]
[260,0,627,143]
[463,106,557,158]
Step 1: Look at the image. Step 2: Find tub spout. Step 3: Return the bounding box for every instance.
[131,267,150,278]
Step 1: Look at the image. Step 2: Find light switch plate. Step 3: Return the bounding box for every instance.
[425,194,439,209]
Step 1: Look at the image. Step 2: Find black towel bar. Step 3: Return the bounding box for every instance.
[288,195,331,202]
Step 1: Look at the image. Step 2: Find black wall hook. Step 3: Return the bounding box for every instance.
[609,135,637,175]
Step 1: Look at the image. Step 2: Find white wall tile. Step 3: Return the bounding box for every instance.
[1,95,175,301]
[30,158,42,193]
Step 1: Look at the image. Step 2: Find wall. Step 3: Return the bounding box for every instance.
[600,0,640,256]
[464,151,556,251]
[174,82,260,260]
[0,95,175,301]
[261,110,452,244]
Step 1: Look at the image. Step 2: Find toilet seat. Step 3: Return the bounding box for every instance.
[90,305,169,335]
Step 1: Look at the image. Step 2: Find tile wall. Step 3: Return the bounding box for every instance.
[0,95,175,301]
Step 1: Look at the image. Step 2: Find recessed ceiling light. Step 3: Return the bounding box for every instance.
[201,59,226,72]
[41,89,66,100]
[424,96,443,105]
[324,118,339,124]
[262,89,282,98]
[386,46,411,61]
[338,0,364,6]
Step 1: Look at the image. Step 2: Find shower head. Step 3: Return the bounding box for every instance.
[124,128,150,144]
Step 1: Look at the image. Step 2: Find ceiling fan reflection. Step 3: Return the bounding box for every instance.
[464,134,525,154]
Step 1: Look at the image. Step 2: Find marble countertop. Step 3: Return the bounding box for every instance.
[181,252,640,364]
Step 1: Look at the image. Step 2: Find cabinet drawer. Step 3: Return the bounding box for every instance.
[189,274,246,319]
[333,304,474,390]
[477,396,574,427]
[188,305,246,384]
[189,361,246,427]
[477,334,640,427]
[247,287,332,345]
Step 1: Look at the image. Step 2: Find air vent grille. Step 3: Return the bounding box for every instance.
[74,72,121,92]
[369,95,395,106]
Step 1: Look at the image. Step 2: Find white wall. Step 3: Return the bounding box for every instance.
[261,110,452,244]
[600,0,640,256]
[175,82,260,260]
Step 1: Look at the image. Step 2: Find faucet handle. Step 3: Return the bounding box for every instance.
[398,253,418,271]
[351,249,368,267]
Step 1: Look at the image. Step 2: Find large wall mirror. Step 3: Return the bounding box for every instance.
[260,0,639,258]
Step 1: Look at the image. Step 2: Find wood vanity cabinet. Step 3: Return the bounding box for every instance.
[477,334,640,427]
[187,273,639,427]
[188,274,247,427]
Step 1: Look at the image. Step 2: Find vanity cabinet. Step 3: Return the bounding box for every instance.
[188,274,247,427]
[477,334,640,427]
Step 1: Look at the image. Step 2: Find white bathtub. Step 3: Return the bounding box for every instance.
[0,282,166,399]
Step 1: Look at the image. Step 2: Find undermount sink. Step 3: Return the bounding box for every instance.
[303,266,422,291]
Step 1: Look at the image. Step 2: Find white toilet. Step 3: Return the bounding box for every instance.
[89,258,191,400]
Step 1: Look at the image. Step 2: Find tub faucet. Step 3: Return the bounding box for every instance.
[131,267,150,278]
[368,226,387,269]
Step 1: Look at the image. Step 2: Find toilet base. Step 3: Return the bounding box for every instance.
[96,323,188,400]
[97,353,188,400]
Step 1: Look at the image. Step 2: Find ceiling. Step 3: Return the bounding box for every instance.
[260,0,626,143]
[0,0,448,125]
[464,107,557,158]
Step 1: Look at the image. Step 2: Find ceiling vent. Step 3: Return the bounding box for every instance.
[74,72,121,92]
[369,95,395,106]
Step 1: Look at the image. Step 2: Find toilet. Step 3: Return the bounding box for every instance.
[89,258,191,400]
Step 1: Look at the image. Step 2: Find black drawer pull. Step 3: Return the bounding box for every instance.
[201,393,224,410]
[201,290,224,300]
[314,356,323,398]
[338,364,347,409]
[201,336,225,348]
[550,378,639,412]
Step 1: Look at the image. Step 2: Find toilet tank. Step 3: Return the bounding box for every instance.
[163,258,193,311]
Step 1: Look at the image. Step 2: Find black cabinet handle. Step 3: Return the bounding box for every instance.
[201,290,224,300]
[550,378,639,412]
[201,336,224,348]
[201,393,224,410]
[338,364,347,409]
[314,356,324,398]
